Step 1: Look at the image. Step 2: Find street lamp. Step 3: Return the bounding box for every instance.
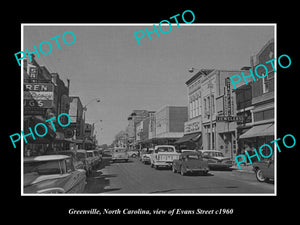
[82,98,101,149]
[83,98,101,112]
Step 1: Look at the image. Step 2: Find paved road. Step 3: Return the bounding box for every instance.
[84,157,274,194]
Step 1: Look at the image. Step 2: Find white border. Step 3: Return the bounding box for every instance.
[21,23,277,196]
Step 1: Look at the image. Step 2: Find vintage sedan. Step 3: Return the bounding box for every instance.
[76,150,92,176]
[172,151,209,176]
[111,148,129,163]
[93,150,102,166]
[24,155,86,194]
[46,150,85,171]
[200,150,233,170]
[140,149,154,164]
[126,149,139,158]
[252,159,274,182]
[86,150,98,169]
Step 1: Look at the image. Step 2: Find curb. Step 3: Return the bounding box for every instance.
[231,167,254,174]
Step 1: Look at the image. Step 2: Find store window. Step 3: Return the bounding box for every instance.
[253,109,274,122]
[195,98,199,117]
[263,71,274,94]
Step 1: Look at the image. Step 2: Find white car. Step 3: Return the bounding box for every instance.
[150,145,180,169]
[86,150,97,169]
[140,149,154,164]
[126,149,139,158]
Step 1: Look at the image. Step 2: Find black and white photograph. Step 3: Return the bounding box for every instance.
[20,24,276,195]
[4,5,299,221]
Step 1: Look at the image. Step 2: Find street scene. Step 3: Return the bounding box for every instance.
[22,25,275,194]
[84,154,273,194]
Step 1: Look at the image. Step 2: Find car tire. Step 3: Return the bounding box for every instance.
[255,168,266,182]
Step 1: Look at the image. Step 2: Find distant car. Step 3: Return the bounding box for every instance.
[200,150,233,170]
[86,150,97,169]
[76,150,92,176]
[103,148,112,157]
[126,149,139,158]
[141,149,154,164]
[93,150,102,166]
[24,155,86,194]
[112,148,129,163]
[252,159,274,182]
[172,151,209,176]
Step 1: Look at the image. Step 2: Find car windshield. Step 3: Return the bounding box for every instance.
[76,152,86,160]
[156,147,174,152]
[24,160,62,175]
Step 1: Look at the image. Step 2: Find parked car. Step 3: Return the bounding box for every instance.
[45,150,85,171]
[172,151,209,176]
[86,150,97,169]
[200,150,233,170]
[180,149,197,153]
[126,149,139,158]
[252,159,274,182]
[141,149,154,164]
[103,148,113,157]
[93,150,102,166]
[150,145,180,169]
[111,148,129,163]
[76,149,92,175]
[24,155,86,194]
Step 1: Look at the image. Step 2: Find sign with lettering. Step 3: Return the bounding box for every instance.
[24,83,55,114]
[216,116,243,122]
[184,118,201,134]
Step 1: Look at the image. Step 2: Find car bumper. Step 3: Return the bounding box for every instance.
[208,163,232,169]
[186,168,209,172]
[112,157,128,160]
[153,161,173,167]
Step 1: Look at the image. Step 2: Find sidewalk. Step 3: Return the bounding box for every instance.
[231,164,254,174]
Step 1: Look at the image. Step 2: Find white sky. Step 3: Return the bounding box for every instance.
[23,24,274,145]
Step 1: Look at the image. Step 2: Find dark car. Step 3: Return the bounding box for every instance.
[200,150,233,170]
[252,159,274,182]
[172,151,209,176]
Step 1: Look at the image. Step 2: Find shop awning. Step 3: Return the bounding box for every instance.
[260,124,274,136]
[239,123,274,139]
[174,132,201,144]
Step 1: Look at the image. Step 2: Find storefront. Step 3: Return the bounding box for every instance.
[23,116,56,157]
[175,117,202,150]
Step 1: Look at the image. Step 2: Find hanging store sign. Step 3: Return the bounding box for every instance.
[216,116,243,122]
[224,77,232,116]
[24,83,55,113]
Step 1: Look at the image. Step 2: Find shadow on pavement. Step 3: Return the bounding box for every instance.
[84,157,121,193]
